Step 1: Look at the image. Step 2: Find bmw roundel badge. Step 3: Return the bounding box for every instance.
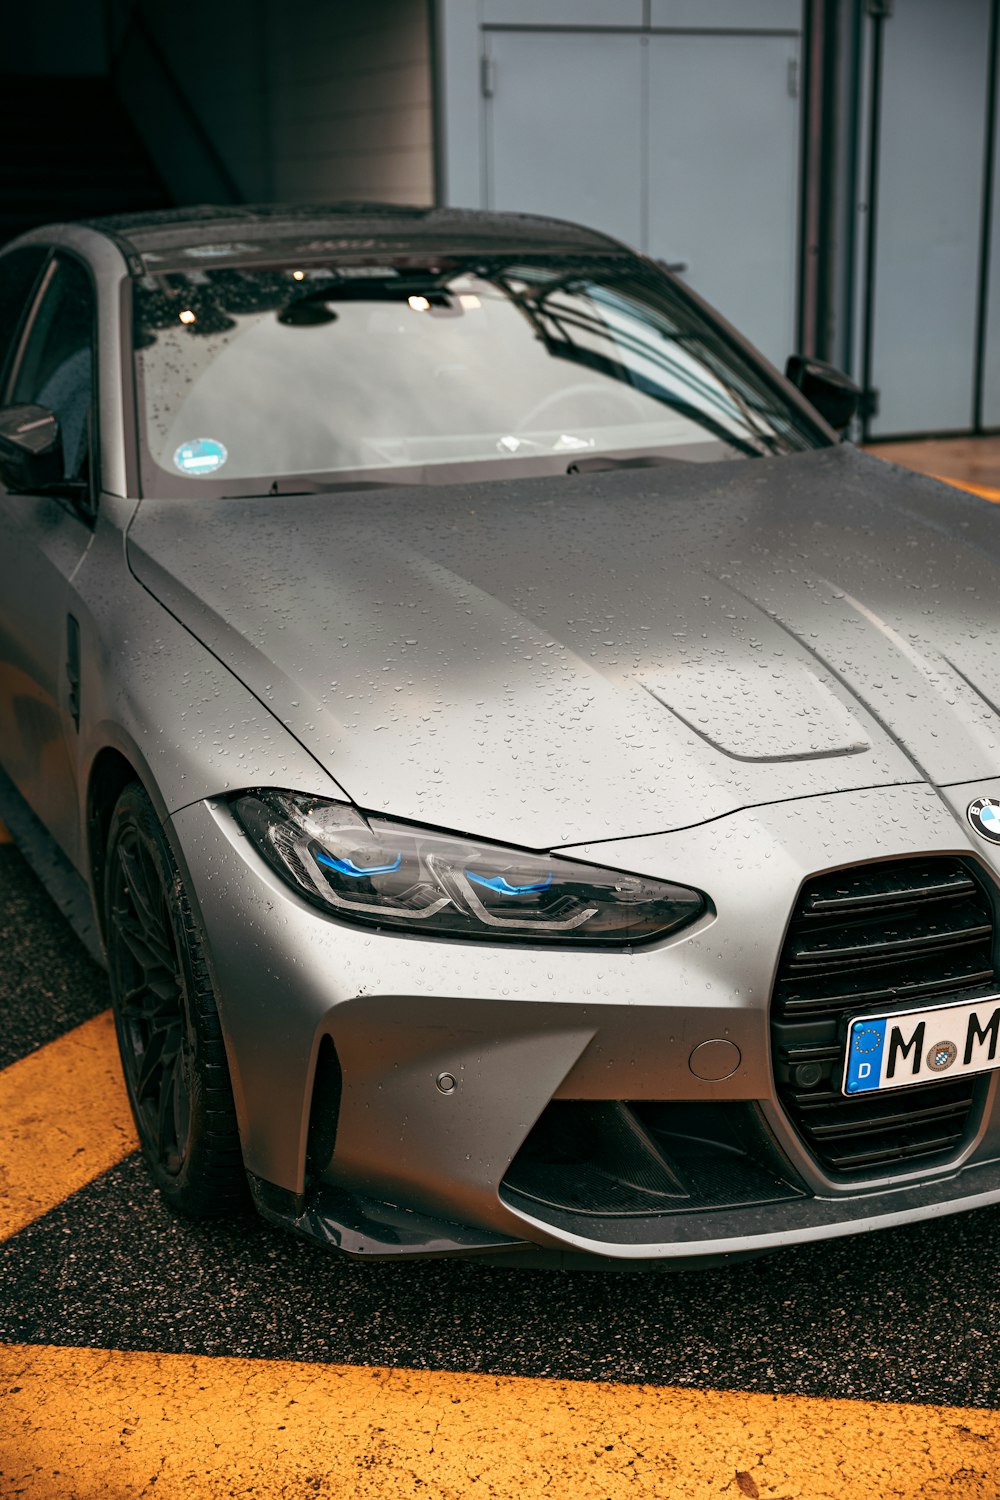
[967,797,1000,843]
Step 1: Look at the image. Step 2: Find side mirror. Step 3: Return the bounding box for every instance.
[784,355,861,434]
[0,404,64,491]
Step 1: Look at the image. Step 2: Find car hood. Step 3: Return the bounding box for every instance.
[128,445,1000,849]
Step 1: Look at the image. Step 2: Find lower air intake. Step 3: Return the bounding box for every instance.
[500,1100,802,1240]
[771,856,996,1176]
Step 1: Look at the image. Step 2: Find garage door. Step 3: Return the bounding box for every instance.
[483,23,801,369]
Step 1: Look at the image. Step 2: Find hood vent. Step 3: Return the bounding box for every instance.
[771,857,996,1176]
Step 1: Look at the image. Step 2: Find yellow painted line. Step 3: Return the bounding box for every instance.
[931,473,1000,502]
[0,819,11,843]
[0,1010,136,1240]
[1,1343,998,1500]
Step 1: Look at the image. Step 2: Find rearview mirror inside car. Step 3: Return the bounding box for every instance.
[0,404,64,491]
[784,356,861,434]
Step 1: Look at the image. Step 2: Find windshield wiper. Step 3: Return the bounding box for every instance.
[220,480,324,497]
[221,476,414,498]
[566,454,685,475]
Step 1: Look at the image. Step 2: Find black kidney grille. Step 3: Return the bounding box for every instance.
[771,858,996,1175]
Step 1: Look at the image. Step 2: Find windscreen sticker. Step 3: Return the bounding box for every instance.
[173,438,228,476]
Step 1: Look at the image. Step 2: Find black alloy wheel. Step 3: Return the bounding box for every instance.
[104,782,246,1216]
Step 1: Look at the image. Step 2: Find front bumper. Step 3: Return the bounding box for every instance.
[168,778,1000,1260]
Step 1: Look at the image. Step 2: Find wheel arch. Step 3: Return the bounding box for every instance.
[88,748,253,1160]
[85,741,172,940]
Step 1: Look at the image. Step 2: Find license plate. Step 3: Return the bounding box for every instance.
[843,993,1000,1095]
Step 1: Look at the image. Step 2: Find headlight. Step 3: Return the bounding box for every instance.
[232,791,706,945]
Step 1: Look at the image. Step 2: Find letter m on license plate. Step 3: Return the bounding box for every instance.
[843,994,1000,1095]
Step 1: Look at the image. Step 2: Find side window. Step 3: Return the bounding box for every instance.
[9,254,96,483]
[0,246,49,391]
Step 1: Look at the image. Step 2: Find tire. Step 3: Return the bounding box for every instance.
[104,782,246,1216]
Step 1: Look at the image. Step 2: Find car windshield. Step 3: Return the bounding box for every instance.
[131,253,828,496]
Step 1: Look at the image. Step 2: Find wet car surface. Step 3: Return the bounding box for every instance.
[3,206,1000,1267]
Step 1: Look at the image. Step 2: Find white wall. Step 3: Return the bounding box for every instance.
[862,0,993,436]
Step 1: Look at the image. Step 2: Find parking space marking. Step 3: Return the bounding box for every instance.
[2,1341,998,1500]
[932,475,1000,503]
[0,1010,136,1241]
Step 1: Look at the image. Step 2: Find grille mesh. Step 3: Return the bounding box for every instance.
[771,857,996,1175]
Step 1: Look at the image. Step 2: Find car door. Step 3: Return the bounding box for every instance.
[0,250,99,866]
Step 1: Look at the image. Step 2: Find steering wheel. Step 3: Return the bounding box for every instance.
[514,381,649,433]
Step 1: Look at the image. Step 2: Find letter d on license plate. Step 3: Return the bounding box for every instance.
[843,993,1000,1095]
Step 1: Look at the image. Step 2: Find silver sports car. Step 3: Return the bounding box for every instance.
[3,204,1000,1265]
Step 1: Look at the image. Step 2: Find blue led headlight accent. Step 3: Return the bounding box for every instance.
[233,790,706,943]
[465,870,553,895]
[315,849,403,878]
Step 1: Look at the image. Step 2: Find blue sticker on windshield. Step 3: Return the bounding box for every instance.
[173,438,228,476]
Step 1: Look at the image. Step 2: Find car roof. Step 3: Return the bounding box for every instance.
[77,203,627,274]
